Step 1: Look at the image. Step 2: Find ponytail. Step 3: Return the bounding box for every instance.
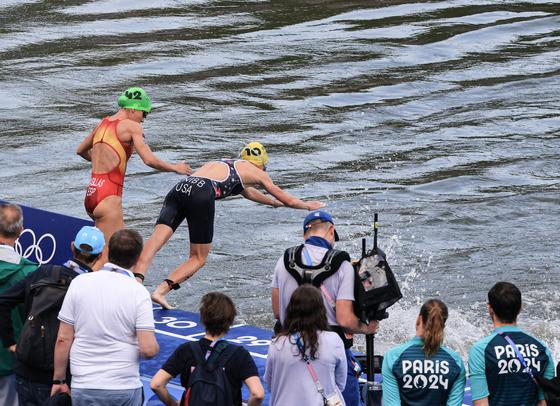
[419,299,448,357]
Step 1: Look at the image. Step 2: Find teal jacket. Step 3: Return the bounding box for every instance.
[382,336,466,406]
[469,325,554,406]
[0,248,37,376]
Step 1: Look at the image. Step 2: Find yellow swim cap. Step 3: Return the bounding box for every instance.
[240,142,269,167]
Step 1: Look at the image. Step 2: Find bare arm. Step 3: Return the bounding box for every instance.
[130,129,191,175]
[241,187,284,207]
[258,172,324,210]
[473,399,489,406]
[51,322,74,396]
[272,288,280,320]
[245,376,265,406]
[336,300,378,335]
[150,369,179,406]
[76,131,95,162]
[137,330,159,358]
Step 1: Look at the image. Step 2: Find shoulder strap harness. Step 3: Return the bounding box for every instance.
[283,245,350,288]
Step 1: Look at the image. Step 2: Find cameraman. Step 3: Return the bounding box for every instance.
[271,210,378,406]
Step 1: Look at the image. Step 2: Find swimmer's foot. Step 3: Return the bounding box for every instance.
[151,291,176,310]
[151,284,176,310]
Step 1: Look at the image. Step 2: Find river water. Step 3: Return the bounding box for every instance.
[1,0,559,359]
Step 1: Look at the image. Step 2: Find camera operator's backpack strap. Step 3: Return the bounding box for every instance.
[283,245,350,288]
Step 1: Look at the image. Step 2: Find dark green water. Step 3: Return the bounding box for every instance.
[1,0,559,356]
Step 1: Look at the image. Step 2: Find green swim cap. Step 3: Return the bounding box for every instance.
[117,87,152,112]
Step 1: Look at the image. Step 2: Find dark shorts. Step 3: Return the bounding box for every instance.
[156,177,215,244]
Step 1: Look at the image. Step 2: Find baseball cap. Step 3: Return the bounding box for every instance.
[74,226,105,254]
[303,210,340,241]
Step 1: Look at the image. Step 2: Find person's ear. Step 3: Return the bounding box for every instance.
[487,303,495,320]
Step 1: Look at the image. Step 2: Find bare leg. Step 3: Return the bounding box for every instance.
[91,196,125,270]
[134,224,175,278]
[151,242,212,310]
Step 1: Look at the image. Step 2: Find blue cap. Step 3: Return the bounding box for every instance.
[74,226,105,254]
[303,210,340,241]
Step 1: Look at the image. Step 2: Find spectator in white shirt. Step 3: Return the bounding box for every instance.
[50,229,159,406]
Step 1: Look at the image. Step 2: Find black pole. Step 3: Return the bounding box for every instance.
[366,334,374,381]
[373,213,378,252]
[362,238,366,258]
[366,213,382,406]
[367,213,379,383]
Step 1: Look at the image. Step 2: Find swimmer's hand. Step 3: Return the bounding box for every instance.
[273,200,284,208]
[174,162,192,175]
[306,201,326,210]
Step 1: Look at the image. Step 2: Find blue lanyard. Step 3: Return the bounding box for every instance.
[292,333,309,362]
[99,264,133,278]
[497,332,538,385]
[63,260,90,275]
[302,248,313,266]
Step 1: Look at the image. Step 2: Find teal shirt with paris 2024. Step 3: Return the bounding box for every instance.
[468,325,554,406]
[382,336,466,406]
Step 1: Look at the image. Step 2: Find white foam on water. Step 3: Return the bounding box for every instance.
[351,213,560,364]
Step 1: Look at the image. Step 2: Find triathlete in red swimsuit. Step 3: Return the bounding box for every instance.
[84,117,133,214]
[77,87,191,268]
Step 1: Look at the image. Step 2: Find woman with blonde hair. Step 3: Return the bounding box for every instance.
[382,299,466,405]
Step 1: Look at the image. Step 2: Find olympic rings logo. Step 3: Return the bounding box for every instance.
[14,229,57,265]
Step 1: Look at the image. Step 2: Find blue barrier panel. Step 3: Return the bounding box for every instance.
[1,200,93,265]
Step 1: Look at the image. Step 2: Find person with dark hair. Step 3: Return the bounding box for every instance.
[135,142,325,310]
[382,299,466,406]
[77,87,191,268]
[150,292,264,406]
[107,227,144,270]
[271,210,377,406]
[51,229,159,406]
[0,203,37,406]
[265,285,347,405]
[0,225,104,406]
[469,282,554,406]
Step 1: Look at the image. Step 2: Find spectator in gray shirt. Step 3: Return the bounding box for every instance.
[265,285,347,405]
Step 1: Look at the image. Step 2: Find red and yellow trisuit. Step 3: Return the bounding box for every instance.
[84,118,133,214]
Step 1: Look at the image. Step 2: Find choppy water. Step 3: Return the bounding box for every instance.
[1,0,559,359]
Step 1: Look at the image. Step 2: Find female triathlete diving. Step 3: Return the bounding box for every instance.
[134,142,325,309]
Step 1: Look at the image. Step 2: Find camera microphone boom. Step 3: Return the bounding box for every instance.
[353,213,402,323]
[353,213,403,406]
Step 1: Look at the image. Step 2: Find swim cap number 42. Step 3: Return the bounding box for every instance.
[117,87,152,113]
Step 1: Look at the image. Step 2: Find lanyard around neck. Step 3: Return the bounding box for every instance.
[63,260,90,275]
[99,264,133,278]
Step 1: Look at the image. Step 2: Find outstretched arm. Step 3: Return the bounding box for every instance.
[259,173,324,210]
[131,129,192,175]
[241,187,283,207]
